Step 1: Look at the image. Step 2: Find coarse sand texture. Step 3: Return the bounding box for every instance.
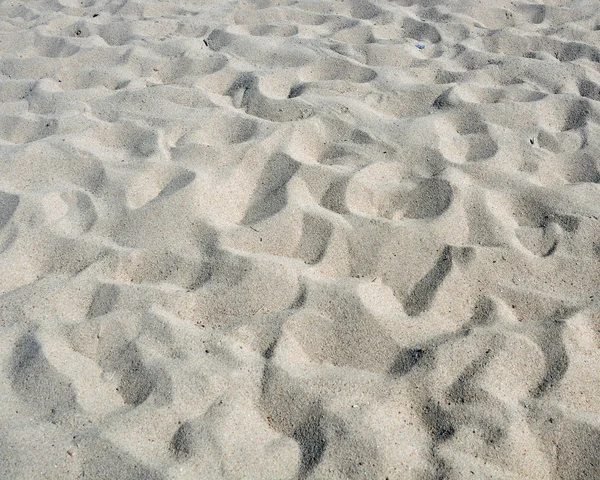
[1,0,600,478]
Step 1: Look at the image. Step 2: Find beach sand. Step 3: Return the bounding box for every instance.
[1,0,600,478]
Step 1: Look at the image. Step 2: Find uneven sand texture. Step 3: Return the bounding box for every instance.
[1,0,600,478]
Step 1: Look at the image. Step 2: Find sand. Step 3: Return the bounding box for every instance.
[0,0,600,478]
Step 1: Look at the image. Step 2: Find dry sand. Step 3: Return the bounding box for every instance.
[1,0,600,478]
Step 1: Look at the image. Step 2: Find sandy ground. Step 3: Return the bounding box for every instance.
[1,0,600,478]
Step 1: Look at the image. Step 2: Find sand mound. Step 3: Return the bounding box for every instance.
[1,0,600,478]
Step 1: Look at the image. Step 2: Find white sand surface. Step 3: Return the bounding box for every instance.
[1,0,600,478]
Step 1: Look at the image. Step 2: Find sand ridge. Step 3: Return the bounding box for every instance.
[0,0,600,478]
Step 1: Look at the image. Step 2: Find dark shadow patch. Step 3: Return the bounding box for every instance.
[288,83,307,98]
[578,79,600,102]
[350,129,373,144]
[290,283,308,309]
[260,361,275,398]
[520,203,579,233]
[187,261,214,290]
[263,340,278,360]
[567,152,600,183]
[0,224,18,254]
[468,297,496,327]
[557,420,600,479]
[159,170,196,198]
[390,348,428,376]
[452,246,475,266]
[209,250,253,288]
[241,153,300,225]
[404,178,453,219]
[0,191,19,230]
[402,17,442,43]
[116,343,156,406]
[446,349,493,406]
[432,89,453,109]
[204,29,233,52]
[556,42,600,63]
[320,178,350,215]
[561,101,589,131]
[226,73,258,109]
[87,283,119,318]
[298,213,332,265]
[533,307,577,398]
[542,239,558,257]
[350,0,384,20]
[593,242,600,260]
[292,403,327,478]
[403,246,453,316]
[10,333,77,421]
[555,214,579,233]
[170,421,195,461]
[483,425,507,447]
[422,401,455,443]
[224,117,258,144]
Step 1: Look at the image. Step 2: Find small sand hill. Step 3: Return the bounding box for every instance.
[1,0,600,478]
